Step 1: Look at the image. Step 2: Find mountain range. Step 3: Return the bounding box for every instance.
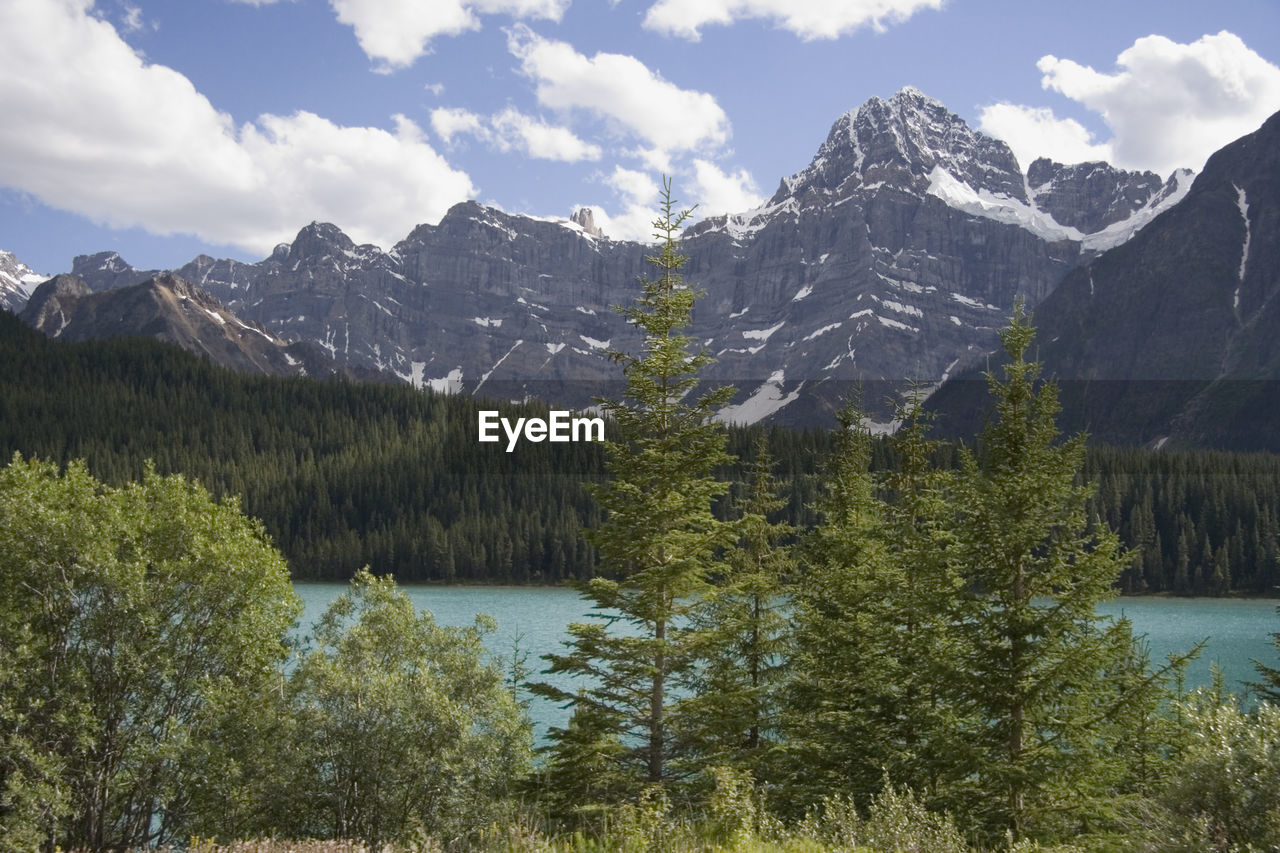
[9,87,1276,447]
[929,107,1280,451]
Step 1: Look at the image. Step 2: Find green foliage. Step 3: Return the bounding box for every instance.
[1250,604,1280,703]
[945,304,1153,842]
[784,394,964,813]
[682,437,795,779]
[784,399,903,806]
[794,786,968,853]
[275,568,532,850]
[0,454,300,850]
[0,309,602,583]
[1160,692,1280,851]
[4,303,1279,595]
[536,180,736,803]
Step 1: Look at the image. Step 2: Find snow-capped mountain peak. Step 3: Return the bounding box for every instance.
[0,249,49,311]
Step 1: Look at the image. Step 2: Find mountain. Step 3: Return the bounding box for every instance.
[0,249,47,311]
[929,108,1280,451]
[19,272,382,380]
[46,88,1187,425]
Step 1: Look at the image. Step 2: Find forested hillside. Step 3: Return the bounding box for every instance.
[3,307,1279,594]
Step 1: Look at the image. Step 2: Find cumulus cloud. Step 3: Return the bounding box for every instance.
[507,25,730,160]
[590,161,761,241]
[978,104,1112,170]
[590,167,662,242]
[643,0,943,42]
[689,159,763,216]
[490,108,602,161]
[431,107,490,144]
[0,0,475,255]
[430,106,601,161]
[981,31,1280,175]
[330,0,570,70]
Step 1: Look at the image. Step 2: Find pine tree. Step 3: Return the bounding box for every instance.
[946,304,1144,842]
[783,393,964,814]
[782,400,899,807]
[681,435,795,779]
[534,180,736,801]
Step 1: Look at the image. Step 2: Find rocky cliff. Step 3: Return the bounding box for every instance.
[48,89,1188,425]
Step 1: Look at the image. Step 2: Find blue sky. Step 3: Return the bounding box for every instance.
[2,0,1279,275]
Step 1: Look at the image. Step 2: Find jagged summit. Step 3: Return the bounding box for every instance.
[570,207,604,238]
[0,249,48,311]
[29,89,1226,428]
[768,86,1025,205]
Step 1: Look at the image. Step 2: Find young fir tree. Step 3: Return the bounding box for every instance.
[681,435,795,779]
[783,400,900,809]
[534,180,736,804]
[783,394,964,814]
[946,304,1147,842]
[1250,606,1280,704]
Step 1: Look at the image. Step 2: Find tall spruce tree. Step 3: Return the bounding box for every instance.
[947,304,1145,842]
[535,180,735,801]
[783,394,962,813]
[783,400,900,807]
[681,436,795,779]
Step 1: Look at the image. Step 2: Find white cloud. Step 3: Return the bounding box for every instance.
[330,0,570,70]
[978,104,1112,171]
[0,0,475,255]
[643,0,943,42]
[592,162,761,241]
[507,25,730,160]
[119,3,144,32]
[689,159,763,217]
[431,106,600,161]
[983,31,1280,175]
[591,167,662,241]
[431,107,490,144]
[491,108,602,161]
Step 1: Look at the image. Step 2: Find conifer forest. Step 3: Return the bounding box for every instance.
[4,189,1280,852]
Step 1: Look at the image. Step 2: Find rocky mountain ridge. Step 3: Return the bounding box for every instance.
[929,107,1280,451]
[19,272,383,381]
[16,88,1194,425]
[0,250,47,312]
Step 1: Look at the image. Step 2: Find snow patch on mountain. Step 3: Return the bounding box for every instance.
[426,367,463,394]
[742,321,785,342]
[1234,184,1251,286]
[716,371,803,425]
[1080,169,1194,253]
[926,166,1083,242]
[803,322,842,341]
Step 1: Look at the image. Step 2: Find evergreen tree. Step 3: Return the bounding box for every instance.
[783,394,963,813]
[1250,605,1280,704]
[681,435,795,779]
[535,180,735,800]
[783,400,898,807]
[946,304,1145,842]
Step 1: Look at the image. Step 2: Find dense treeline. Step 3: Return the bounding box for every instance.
[0,310,603,582]
[3,307,1280,594]
[1089,446,1280,595]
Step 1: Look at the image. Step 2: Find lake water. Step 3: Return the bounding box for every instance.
[293,583,1280,740]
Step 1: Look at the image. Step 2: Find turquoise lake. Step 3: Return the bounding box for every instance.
[293,583,1280,739]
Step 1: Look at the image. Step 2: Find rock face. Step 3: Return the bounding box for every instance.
[0,250,47,312]
[570,207,604,238]
[1028,158,1166,233]
[20,272,380,380]
[929,108,1280,451]
[51,89,1188,425]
